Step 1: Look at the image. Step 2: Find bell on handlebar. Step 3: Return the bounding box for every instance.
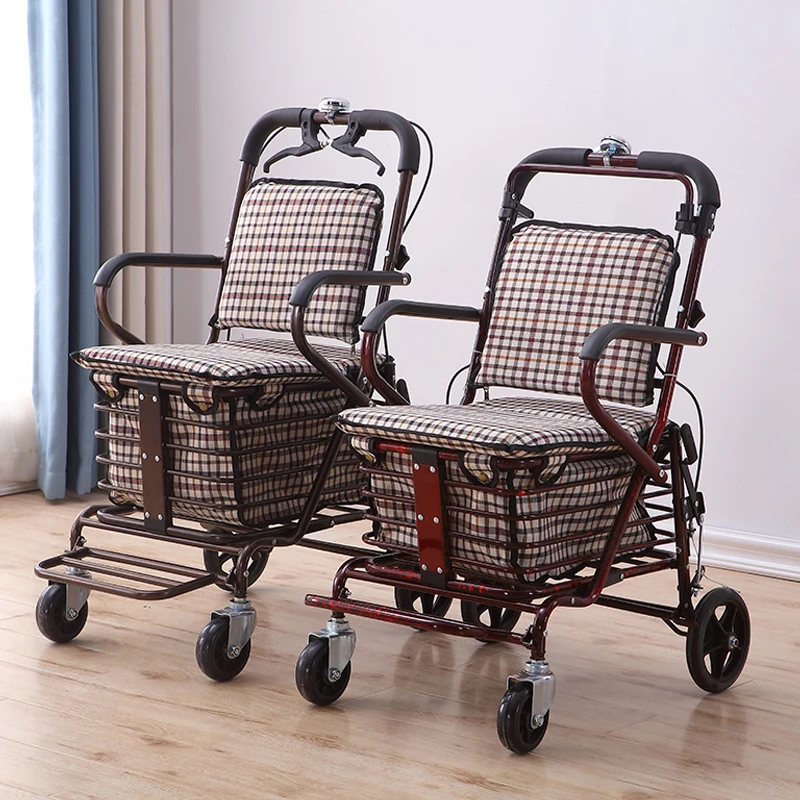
[318,97,351,121]
[597,135,632,166]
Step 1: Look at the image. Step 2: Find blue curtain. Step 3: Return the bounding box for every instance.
[29,0,99,499]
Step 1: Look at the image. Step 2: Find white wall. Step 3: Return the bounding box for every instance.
[171,0,800,549]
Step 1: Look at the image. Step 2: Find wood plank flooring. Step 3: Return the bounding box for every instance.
[1,490,798,799]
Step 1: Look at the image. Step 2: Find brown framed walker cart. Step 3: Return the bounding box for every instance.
[295,138,751,753]
[33,102,429,681]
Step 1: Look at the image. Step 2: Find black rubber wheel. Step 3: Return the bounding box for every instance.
[35,583,88,643]
[203,548,270,589]
[195,616,251,682]
[497,682,549,754]
[686,587,750,693]
[460,600,522,642]
[295,638,351,706]
[394,587,453,619]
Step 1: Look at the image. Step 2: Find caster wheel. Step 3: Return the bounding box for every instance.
[195,617,251,682]
[686,586,750,693]
[295,638,351,706]
[497,683,549,754]
[203,548,270,589]
[35,584,88,643]
[460,600,521,642]
[394,587,453,620]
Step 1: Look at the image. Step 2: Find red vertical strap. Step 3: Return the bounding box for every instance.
[138,380,169,532]
[411,447,450,589]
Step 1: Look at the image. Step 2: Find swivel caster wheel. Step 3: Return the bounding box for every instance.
[686,586,750,693]
[497,682,549,754]
[460,600,521,642]
[195,616,251,682]
[35,583,89,643]
[295,638,351,706]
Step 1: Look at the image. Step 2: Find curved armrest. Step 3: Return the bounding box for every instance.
[580,323,707,361]
[579,323,707,484]
[289,270,411,309]
[361,299,482,333]
[361,300,482,405]
[94,252,223,344]
[289,271,412,406]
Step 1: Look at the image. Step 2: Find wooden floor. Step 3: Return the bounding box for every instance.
[1,491,799,799]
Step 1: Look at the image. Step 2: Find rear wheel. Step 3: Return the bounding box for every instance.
[460,600,521,642]
[686,587,750,693]
[394,587,452,624]
[203,548,270,589]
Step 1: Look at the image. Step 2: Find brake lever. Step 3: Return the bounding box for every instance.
[331,121,386,176]
[263,108,325,172]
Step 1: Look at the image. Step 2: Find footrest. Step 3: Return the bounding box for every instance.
[35,547,216,600]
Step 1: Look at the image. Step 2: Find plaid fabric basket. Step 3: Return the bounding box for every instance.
[216,178,384,344]
[476,222,676,407]
[92,371,362,529]
[354,440,652,583]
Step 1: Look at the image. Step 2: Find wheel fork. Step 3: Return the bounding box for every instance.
[508,659,556,728]
[308,617,356,682]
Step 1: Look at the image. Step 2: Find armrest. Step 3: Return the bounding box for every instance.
[580,323,706,362]
[94,252,223,288]
[360,301,481,405]
[289,269,411,309]
[95,252,223,345]
[361,299,482,333]
[579,323,707,484]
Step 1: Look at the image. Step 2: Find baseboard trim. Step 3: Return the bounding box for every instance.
[700,526,800,582]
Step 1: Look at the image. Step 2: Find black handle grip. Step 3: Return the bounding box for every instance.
[289,270,411,309]
[94,252,222,288]
[638,151,721,208]
[239,108,306,165]
[349,110,421,174]
[579,322,707,361]
[511,147,592,197]
[361,299,481,333]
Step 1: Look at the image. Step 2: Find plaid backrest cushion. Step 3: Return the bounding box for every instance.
[475,222,675,406]
[216,179,384,343]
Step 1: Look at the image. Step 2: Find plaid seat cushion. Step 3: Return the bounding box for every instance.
[73,336,360,386]
[216,179,384,343]
[336,395,656,458]
[475,222,675,407]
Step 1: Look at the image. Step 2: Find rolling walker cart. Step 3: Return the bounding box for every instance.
[295,139,751,753]
[34,102,427,681]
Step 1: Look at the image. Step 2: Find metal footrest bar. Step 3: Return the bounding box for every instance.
[35,547,216,601]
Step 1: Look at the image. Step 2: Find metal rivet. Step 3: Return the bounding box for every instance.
[157,514,163,521]
[144,512,150,518]
[436,567,443,575]
[154,455,160,462]
[417,514,424,521]
[413,463,419,470]
[151,396,158,403]
[142,452,147,459]
[433,516,440,524]
[429,466,436,473]
[620,573,625,580]
[421,564,428,571]
[139,393,145,401]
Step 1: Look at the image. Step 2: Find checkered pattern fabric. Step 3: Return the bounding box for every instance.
[356,443,652,583]
[336,395,656,459]
[95,374,362,528]
[216,179,384,343]
[74,336,360,386]
[476,222,675,406]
